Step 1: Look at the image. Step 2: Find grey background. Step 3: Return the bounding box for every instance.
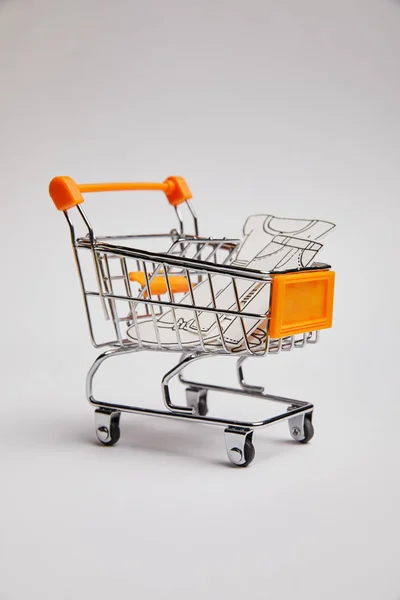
[1,0,400,598]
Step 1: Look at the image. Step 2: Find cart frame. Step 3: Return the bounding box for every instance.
[50,175,334,466]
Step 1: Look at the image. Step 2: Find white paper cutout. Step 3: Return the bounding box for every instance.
[126,215,335,348]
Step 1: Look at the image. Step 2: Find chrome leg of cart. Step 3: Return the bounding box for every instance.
[87,348,314,467]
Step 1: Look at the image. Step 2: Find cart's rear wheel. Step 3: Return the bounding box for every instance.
[97,422,120,446]
[95,409,121,446]
[185,387,208,416]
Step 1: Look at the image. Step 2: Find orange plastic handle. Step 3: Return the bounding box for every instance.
[49,175,192,211]
[129,271,190,296]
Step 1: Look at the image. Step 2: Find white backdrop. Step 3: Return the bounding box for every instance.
[1,1,399,599]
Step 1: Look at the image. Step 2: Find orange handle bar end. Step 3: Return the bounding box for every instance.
[163,176,192,206]
[49,176,84,212]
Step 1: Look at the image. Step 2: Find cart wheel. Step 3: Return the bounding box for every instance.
[95,409,121,446]
[185,387,208,416]
[224,428,255,467]
[299,416,314,444]
[288,412,314,444]
[240,438,256,467]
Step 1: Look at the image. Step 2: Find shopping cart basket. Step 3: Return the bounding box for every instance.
[50,175,335,467]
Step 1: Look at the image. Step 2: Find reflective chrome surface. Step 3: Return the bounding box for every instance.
[59,193,324,466]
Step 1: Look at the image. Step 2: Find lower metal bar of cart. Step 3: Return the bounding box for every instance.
[87,346,314,465]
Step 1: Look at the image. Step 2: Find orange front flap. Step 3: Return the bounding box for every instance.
[269,270,335,339]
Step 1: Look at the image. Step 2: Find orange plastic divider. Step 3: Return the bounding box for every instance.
[129,271,190,296]
[49,176,192,211]
[269,270,335,339]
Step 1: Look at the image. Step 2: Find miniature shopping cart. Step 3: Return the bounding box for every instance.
[50,175,335,467]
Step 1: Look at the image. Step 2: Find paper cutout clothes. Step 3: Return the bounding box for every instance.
[126,215,335,349]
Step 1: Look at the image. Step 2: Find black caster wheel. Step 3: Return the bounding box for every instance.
[197,395,208,417]
[95,410,121,446]
[238,438,255,467]
[298,416,314,444]
[97,421,120,446]
[288,410,314,444]
[186,387,209,416]
[225,429,255,467]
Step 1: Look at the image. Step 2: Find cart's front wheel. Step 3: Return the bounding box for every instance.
[224,428,255,467]
[240,438,256,467]
[95,409,121,446]
[288,411,314,444]
[299,416,314,443]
